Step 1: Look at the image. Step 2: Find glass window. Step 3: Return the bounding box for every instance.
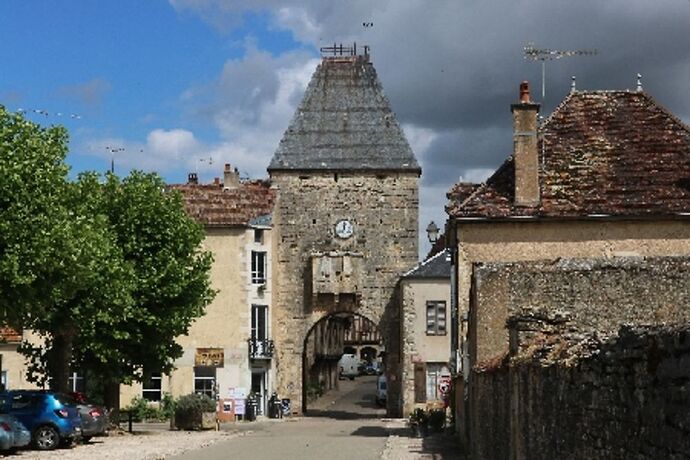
[251,251,267,284]
[193,367,216,399]
[142,372,162,401]
[426,363,444,401]
[426,301,447,335]
[254,229,264,244]
[251,305,268,341]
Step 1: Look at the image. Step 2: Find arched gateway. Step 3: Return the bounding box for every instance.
[268,47,420,416]
[302,312,382,412]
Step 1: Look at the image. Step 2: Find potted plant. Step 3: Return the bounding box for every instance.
[174,393,217,430]
[408,408,429,438]
[428,409,445,433]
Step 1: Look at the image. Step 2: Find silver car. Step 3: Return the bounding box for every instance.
[0,413,31,453]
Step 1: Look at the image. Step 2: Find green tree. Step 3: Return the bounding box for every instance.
[73,172,215,411]
[0,105,71,328]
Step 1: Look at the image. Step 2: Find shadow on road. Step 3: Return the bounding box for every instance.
[350,425,410,437]
[305,408,381,420]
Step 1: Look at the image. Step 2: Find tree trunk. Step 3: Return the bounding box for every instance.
[48,332,74,393]
[103,380,121,422]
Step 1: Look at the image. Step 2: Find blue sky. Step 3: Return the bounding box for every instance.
[2,0,690,258]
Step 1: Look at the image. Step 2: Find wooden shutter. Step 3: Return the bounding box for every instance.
[414,362,427,403]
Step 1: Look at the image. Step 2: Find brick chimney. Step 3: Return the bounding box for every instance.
[510,81,540,207]
[223,163,240,189]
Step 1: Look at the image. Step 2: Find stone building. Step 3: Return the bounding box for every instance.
[447,80,690,370]
[446,80,690,447]
[399,249,451,416]
[268,49,420,415]
[120,165,277,415]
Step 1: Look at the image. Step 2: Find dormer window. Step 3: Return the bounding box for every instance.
[254,229,264,244]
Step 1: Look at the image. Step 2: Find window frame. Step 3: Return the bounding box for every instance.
[193,366,216,399]
[251,251,267,284]
[425,300,447,336]
[142,372,163,402]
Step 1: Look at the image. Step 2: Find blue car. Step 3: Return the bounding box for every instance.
[0,391,82,450]
[0,413,31,452]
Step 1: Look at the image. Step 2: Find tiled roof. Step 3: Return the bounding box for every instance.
[268,56,420,173]
[0,326,21,343]
[403,249,451,279]
[170,181,275,227]
[448,90,690,219]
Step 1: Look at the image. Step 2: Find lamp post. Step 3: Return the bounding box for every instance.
[426,221,440,244]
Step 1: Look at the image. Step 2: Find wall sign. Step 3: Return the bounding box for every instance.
[195,348,224,367]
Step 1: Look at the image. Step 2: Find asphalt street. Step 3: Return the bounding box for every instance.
[171,376,395,460]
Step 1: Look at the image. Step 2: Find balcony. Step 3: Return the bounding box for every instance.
[248,338,275,359]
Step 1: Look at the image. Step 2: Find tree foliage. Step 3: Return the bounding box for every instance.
[1,106,215,398]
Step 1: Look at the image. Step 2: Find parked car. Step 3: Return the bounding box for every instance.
[0,390,82,450]
[338,354,359,380]
[69,392,109,442]
[0,413,31,452]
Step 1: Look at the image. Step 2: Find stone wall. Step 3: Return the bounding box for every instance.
[472,320,690,460]
[271,171,419,414]
[468,256,690,459]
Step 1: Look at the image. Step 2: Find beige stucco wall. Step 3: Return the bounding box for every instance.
[455,219,690,366]
[121,225,275,408]
[0,330,43,390]
[400,278,450,415]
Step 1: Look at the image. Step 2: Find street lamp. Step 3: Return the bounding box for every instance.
[426,221,440,244]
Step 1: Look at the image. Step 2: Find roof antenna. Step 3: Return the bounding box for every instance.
[636,73,643,92]
[524,42,598,101]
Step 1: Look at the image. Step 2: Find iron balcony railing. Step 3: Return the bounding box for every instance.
[248,337,275,359]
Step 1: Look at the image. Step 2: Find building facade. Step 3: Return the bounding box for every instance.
[399,249,451,416]
[120,166,277,415]
[268,50,420,415]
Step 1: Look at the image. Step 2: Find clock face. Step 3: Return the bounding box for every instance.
[335,219,354,239]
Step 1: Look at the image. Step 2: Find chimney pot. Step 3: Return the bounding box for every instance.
[511,81,540,207]
[519,81,531,103]
[223,163,240,189]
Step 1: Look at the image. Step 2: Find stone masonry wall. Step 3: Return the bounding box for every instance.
[468,256,690,459]
[271,172,419,414]
[473,321,690,460]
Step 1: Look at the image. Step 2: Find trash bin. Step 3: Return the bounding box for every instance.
[246,393,258,422]
[268,392,282,419]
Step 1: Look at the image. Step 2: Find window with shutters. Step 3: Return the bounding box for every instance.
[426,301,447,335]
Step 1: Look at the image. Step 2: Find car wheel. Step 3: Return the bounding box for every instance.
[34,425,60,450]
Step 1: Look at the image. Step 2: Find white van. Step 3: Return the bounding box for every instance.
[338,353,359,380]
[376,374,387,406]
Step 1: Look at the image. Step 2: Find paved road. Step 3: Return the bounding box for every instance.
[172,376,395,460]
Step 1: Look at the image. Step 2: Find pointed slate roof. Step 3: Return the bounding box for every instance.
[269,55,420,173]
[448,90,690,219]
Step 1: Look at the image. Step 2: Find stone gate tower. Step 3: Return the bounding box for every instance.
[268,48,420,415]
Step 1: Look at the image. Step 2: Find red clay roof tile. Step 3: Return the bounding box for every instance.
[448,91,690,219]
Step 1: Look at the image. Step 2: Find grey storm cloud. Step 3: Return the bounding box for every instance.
[170,0,690,256]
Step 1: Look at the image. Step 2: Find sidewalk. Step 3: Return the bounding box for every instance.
[382,419,465,460]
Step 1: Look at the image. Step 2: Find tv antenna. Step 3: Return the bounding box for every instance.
[523,42,597,100]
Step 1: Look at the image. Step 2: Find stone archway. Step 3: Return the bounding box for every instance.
[301,312,383,413]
